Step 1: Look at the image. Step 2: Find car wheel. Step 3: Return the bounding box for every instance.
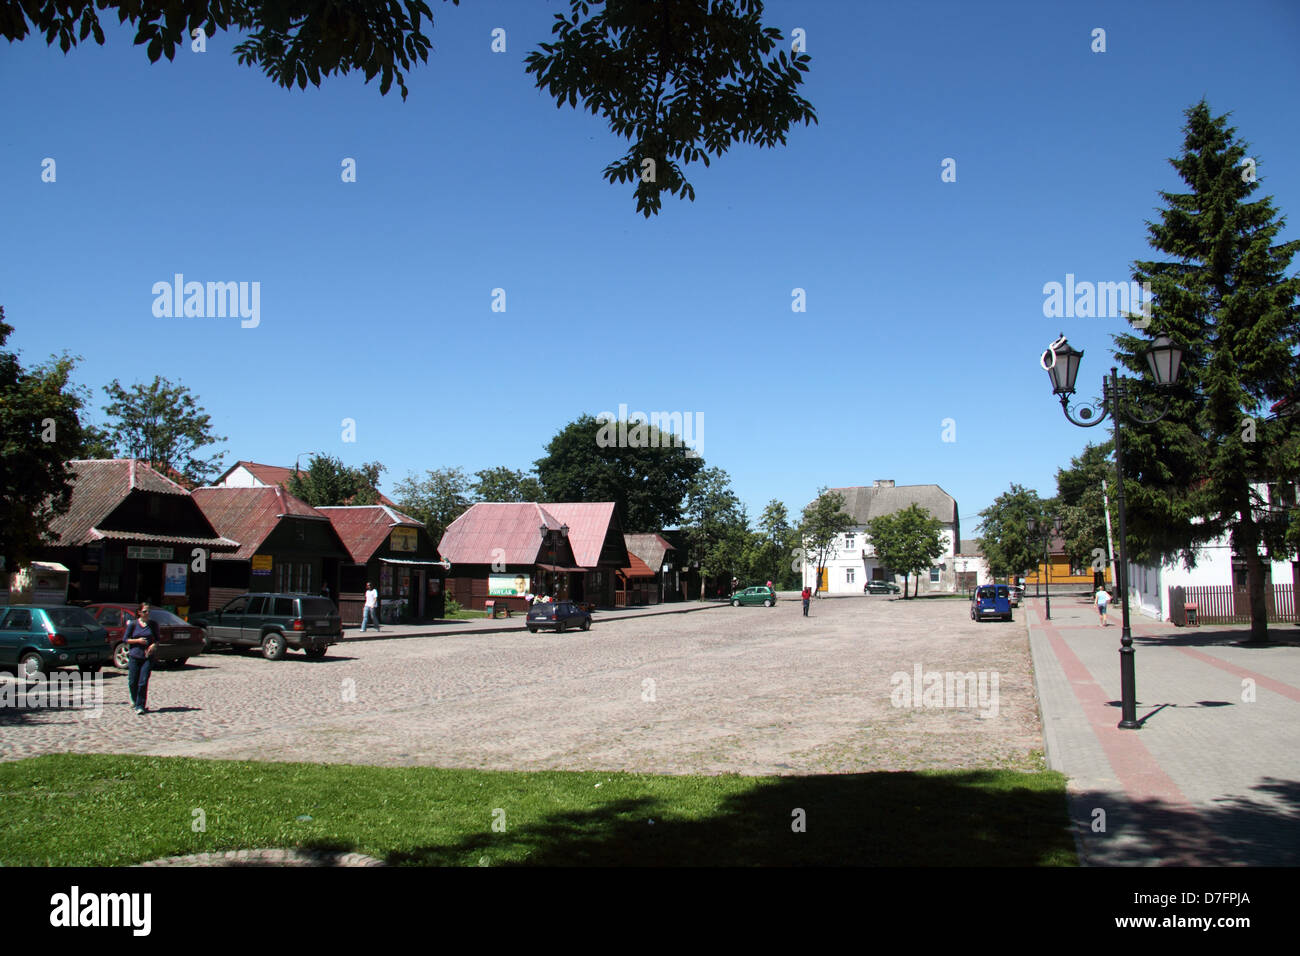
[261,633,287,661]
[112,642,130,668]
[732,599,740,607]
[304,646,327,660]
[20,652,46,682]
[78,664,101,674]
[557,619,567,633]
[581,618,591,631]
[764,599,773,607]
[528,627,538,634]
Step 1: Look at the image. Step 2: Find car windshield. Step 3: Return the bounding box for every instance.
[43,607,98,628]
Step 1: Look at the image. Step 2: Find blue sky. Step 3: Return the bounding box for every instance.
[3,0,1298,533]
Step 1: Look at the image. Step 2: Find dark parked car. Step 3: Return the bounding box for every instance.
[87,603,206,669]
[971,585,1013,622]
[189,593,342,660]
[864,580,901,594]
[731,586,776,607]
[527,601,592,633]
[0,606,113,681]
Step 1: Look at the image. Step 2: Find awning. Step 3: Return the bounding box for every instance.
[537,563,586,572]
[30,561,70,573]
[379,557,449,567]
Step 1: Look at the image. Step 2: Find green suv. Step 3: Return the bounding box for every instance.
[191,593,342,660]
[730,586,776,607]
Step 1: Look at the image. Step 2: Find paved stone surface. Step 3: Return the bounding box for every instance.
[1,594,1041,775]
[1026,596,1300,866]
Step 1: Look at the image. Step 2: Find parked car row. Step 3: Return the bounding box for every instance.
[864,580,902,594]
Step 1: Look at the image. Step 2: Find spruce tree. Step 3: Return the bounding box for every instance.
[1114,100,1300,641]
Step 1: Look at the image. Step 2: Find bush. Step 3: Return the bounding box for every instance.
[443,596,461,618]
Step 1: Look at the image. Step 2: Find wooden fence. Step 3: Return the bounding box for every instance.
[1169,584,1297,624]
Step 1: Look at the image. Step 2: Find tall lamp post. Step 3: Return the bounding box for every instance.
[1027,515,1062,620]
[1042,332,1184,730]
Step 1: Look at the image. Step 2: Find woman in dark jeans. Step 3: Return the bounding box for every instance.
[123,603,158,715]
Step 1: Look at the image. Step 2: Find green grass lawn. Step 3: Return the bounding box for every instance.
[443,609,488,619]
[0,754,1075,866]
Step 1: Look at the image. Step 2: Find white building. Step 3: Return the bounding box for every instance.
[801,481,960,595]
[1129,480,1299,621]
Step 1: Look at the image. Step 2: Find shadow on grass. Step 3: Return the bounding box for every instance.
[365,771,1075,866]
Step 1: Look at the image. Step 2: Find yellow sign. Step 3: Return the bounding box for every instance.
[390,527,418,552]
[251,554,273,572]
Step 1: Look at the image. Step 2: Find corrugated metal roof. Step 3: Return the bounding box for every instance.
[618,551,656,579]
[192,486,328,560]
[541,503,617,568]
[89,529,239,549]
[317,505,424,563]
[624,533,673,569]
[47,460,209,546]
[438,502,618,569]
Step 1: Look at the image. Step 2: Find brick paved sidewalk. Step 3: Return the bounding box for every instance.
[1026,595,1300,865]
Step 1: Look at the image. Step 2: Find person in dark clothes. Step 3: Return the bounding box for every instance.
[123,603,158,715]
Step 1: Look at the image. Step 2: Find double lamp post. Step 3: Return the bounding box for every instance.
[1042,332,1184,730]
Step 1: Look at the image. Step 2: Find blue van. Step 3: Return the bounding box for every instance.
[971,585,1013,622]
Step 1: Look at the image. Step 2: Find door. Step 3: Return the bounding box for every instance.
[0,608,32,665]
[817,568,828,592]
[241,596,269,643]
[213,595,249,641]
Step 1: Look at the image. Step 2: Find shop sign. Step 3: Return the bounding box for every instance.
[488,573,530,597]
[164,563,188,596]
[127,546,174,560]
[251,554,273,575]
[390,528,418,552]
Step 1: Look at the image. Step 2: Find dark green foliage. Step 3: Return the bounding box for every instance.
[534,414,703,531]
[1054,442,1117,573]
[0,308,87,569]
[798,488,853,588]
[977,484,1050,579]
[0,0,446,100]
[470,466,543,503]
[525,0,817,215]
[285,454,386,507]
[866,504,946,598]
[101,376,226,485]
[1113,100,1300,639]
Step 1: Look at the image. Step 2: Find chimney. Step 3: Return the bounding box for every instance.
[873,479,895,488]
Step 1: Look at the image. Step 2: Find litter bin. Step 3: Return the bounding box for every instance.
[1185,602,1199,627]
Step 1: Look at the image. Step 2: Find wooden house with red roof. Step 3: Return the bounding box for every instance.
[191,486,351,612]
[35,459,238,611]
[620,532,680,604]
[317,505,445,624]
[438,502,629,613]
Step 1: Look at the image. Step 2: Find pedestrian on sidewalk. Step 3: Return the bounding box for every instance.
[123,603,158,715]
[801,586,811,616]
[1095,585,1111,626]
[361,582,381,632]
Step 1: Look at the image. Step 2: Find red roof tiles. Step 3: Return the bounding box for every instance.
[317,505,424,564]
[191,486,328,561]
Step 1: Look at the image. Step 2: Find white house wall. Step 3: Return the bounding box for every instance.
[803,527,959,594]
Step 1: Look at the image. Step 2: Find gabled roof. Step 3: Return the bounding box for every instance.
[47,460,236,549]
[215,460,296,488]
[437,502,619,569]
[824,484,958,526]
[191,486,328,561]
[317,505,425,564]
[540,503,618,568]
[625,533,674,570]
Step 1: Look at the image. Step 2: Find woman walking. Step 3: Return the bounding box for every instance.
[124,603,158,714]
[1095,586,1111,627]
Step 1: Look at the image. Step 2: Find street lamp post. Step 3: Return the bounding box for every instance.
[1027,515,1063,620]
[1042,333,1184,730]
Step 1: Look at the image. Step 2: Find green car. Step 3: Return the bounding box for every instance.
[730,586,776,607]
[0,606,113,681]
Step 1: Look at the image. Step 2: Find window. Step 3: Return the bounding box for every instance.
[3,610,32,630]
[100,551,124,593]
[97,607,123,627]
[245,597,267,615]
[930,567,941,583]
[273,598,294,616]
[846,568,856,584]
[844,534,856,550]
[224,597,248,614]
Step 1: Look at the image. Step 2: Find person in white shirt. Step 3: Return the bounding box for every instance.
[362,582,381,632]
[1095,586,1111,627]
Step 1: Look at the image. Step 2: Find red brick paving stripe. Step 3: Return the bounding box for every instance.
[1175,646,1300,703]
[1031,603,1213,864]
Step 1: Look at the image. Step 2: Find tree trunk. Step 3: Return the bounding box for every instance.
[902,573,909,598]
[1245,550,1270,643]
